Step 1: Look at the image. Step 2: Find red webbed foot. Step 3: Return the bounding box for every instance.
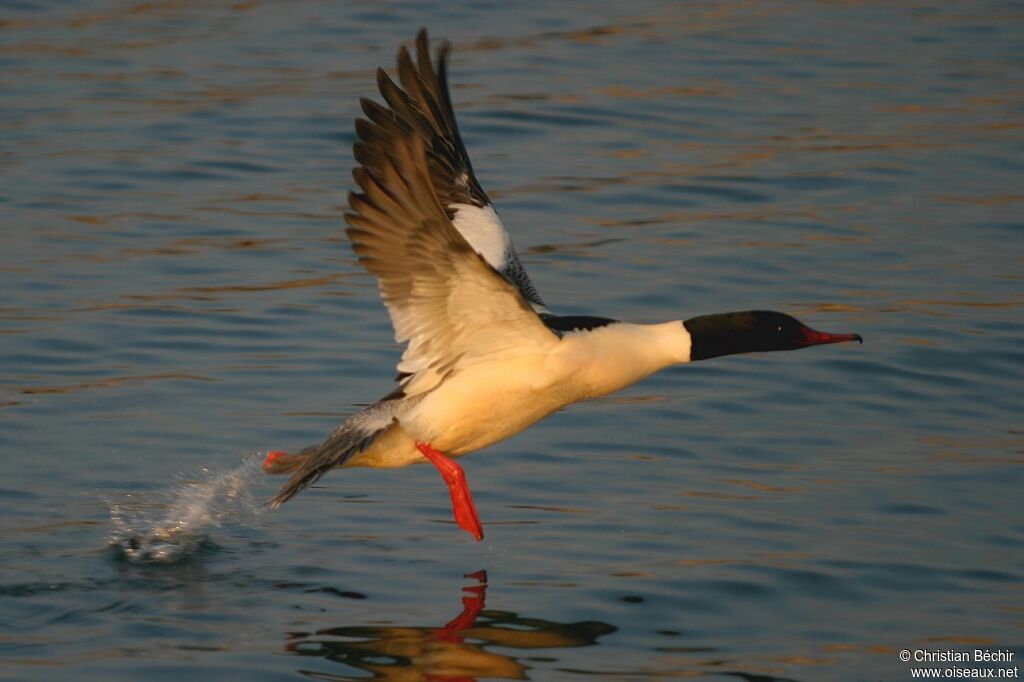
[416,443,484,541]
[262,450,288,473]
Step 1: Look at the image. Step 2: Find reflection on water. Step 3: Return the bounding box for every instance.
[283,571,615,681]
[278,572,815,682]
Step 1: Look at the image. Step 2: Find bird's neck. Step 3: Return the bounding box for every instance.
[558,321,691,400]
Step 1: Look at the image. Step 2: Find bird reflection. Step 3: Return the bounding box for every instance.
[282,570,616,681]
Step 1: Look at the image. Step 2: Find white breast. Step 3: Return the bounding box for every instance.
[398,321,692,457]
[401,352,564,454]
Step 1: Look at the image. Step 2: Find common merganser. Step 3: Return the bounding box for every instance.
[263,29,862,540]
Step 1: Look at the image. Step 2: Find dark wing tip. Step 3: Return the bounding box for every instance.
[397,44,413,71]
[355,28,488,212]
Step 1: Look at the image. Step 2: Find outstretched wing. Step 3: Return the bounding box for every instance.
[354,28,547,313]
[347,132,558,398]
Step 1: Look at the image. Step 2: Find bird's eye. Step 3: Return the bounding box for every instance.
[776,325,783,333]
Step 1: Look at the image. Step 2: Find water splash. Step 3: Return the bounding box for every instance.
[108,455,264,564]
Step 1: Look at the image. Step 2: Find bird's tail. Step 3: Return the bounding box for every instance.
[266,424,385,508]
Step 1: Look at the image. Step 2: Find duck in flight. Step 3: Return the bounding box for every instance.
[263,29,862,540]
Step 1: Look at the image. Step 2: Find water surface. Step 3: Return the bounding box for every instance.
[2,2,1022,680]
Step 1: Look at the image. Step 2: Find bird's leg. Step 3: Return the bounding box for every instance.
[416,443,484,541]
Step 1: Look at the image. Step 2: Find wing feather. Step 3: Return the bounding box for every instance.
[347,134,557,397]
[353,29,547,312]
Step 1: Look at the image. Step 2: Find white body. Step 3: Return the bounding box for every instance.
[347,321,692,468]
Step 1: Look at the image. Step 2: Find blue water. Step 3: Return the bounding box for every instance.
[2,2,1022,680]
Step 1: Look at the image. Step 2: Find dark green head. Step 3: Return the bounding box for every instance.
[684,310,862,361]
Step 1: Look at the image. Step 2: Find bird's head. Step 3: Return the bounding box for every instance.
[684,310,862,361]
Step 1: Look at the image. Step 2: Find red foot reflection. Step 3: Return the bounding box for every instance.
[435,570,488,644]
[280,570,615,681]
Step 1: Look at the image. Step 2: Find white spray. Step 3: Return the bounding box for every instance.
[108,455,264,564]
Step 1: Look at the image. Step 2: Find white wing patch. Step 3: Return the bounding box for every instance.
[450,204,512,271]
